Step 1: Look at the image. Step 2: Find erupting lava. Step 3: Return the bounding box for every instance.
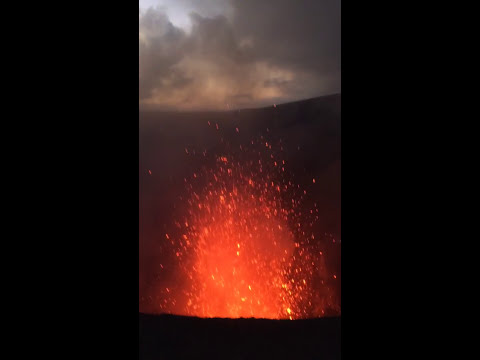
[143,122,340,319]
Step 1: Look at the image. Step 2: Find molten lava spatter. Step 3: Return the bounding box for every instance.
[145,123,340,319]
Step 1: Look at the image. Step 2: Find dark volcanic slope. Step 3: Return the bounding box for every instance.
[140,94,341,310]
[139,313,341,360]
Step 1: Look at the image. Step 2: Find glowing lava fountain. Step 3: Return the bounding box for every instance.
[145,127,340,319]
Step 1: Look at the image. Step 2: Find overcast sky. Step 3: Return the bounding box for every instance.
[139,0,340,110]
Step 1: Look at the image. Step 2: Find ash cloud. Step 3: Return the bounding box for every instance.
[139,0,340,110]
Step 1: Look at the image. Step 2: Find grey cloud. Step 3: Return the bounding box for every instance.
[139,8,188,100]
[231,0,341,71]
[187,13,248,62]
[139,1,340,110]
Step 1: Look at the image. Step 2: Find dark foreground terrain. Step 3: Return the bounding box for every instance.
[139,313,341,360]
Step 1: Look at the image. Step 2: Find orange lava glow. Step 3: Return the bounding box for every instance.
[144,127,340,319]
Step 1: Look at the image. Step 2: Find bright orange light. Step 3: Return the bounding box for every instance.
[148,129,340,319]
